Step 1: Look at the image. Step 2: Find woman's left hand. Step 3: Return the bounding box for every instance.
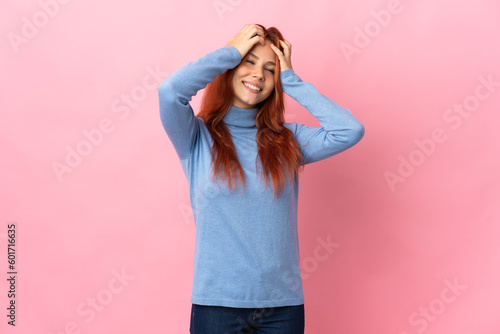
[270,39,293,72]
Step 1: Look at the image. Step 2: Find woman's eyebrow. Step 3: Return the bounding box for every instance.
[248,52,276,66]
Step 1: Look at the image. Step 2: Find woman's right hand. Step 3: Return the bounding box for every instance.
[225,24,266,59]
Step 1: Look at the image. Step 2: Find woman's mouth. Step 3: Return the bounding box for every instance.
[242,81,262,94]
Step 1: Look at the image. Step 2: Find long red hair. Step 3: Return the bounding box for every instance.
[197,24,305,199]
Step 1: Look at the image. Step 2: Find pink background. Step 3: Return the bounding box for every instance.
[2,0,500,333]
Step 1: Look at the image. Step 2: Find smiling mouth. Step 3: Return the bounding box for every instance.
[242,81,262,93]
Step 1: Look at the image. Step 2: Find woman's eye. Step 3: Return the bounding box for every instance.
[245,60,274,73]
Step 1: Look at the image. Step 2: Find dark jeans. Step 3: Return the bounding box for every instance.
[189,303,305,334]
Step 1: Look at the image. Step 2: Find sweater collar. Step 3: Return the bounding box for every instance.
[222,105,259,128]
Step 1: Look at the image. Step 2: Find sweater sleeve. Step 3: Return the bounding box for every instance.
[157,46,242,160]
[280,69,365,165]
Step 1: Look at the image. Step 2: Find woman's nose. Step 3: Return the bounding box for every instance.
[252,67,264,79]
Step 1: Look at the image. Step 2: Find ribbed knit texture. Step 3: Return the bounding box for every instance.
[157,45,365,308]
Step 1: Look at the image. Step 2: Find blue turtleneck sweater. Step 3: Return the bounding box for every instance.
[157,45,364,308]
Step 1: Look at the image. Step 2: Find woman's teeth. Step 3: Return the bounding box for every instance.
[243,82,261,92]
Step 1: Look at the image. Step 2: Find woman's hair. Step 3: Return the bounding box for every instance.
[197,24,305,200]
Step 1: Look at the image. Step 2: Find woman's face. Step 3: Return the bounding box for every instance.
[231,39,277,109]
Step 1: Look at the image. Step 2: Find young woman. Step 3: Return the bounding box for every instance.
[158,24,365,334]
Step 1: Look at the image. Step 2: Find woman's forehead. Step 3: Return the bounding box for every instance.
[248,42,276,63]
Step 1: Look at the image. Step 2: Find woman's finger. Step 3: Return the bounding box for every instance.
[280,39,291,57]
[280,39,291,50]
[271,39,293,71]
[249,25,265,38]
[270,43,284,57]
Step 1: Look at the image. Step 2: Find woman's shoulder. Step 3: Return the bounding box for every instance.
[282,121,298,135]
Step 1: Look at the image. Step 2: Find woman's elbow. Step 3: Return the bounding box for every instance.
[350,122,365,145]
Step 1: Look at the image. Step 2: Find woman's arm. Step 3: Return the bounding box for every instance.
[157,46,242,161]
[158,24,266,161]
[271,38,364,165]
[281,69,365,165]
